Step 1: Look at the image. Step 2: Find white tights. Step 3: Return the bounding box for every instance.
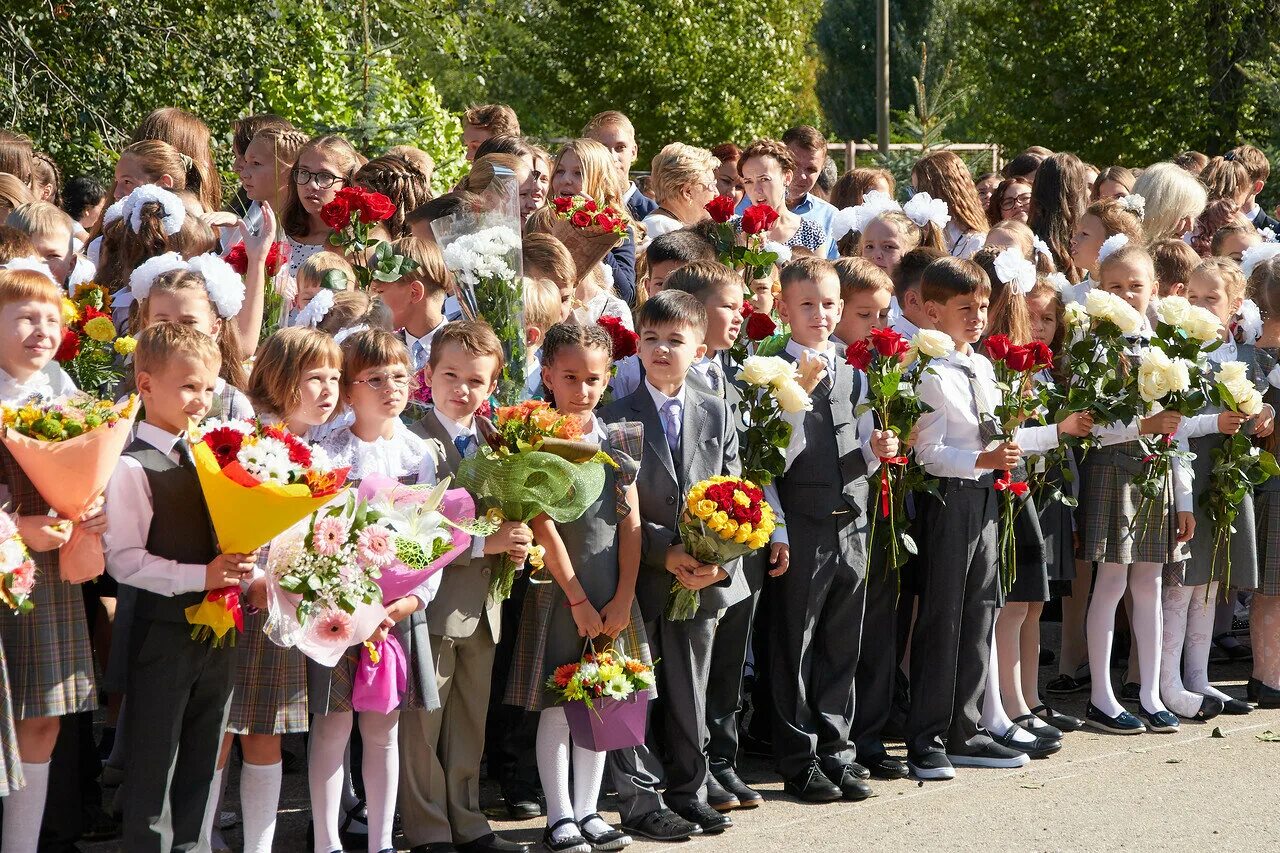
[536,707,610,843]
[309,711,399,853]
[1088,562,1167,717]
[981,618,1035,744]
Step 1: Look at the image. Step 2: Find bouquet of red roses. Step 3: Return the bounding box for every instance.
[550,195,627,282]
[225,241,290,278]
[596,316,637,360]
[704,199,784,285]
[320,186,418,289]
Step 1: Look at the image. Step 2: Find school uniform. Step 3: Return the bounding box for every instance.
[399,321,446,373]
[1256,349,1280,597]
[907,346,1059,761]
[105,423,243,852]
[1247,203,1280,234]
[601,379,746,820]
[1031,370,1078,597]
[625,182,657,223]
[396,408,504,849]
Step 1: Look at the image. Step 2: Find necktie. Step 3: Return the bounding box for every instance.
[955,361,1001,444]
[412,339,427,370]
[175,438,196,471]
[706,361,723,398]
[453,434,473,459]
[661,398,682,455]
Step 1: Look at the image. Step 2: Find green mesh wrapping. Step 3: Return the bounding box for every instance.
[456,450,607,525]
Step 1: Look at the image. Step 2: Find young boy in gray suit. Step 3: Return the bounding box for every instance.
[602,290,746,841]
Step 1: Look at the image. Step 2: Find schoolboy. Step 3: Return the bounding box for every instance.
[831,257,893,346]
[370,236,450,371]
[890,246,946,337]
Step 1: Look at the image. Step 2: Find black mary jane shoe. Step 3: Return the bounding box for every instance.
[994,727,1061,759]
[1011,713,1063,740]
[1189,695,1224,722]
[1137,705,1180,733]
[1248,677,1280,708]
[1084,703,1145,735]
[1219,696,1253,716]
[1030,703,1084,732]
[578,815,632,851]
[543,818,591,853]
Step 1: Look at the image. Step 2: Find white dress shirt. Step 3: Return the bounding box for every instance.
[404,321,445,372]
[417,408,488,563]
[891,313,922,340]
[945,223,987,259]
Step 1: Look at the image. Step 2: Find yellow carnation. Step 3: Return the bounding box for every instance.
[60,298,78,325]
[113,335,137,356]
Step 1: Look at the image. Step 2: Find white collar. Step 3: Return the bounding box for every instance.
[0,362,78,405]
[404,320,444,350]
[623,182,638,204]
[644,378,685,413]
[892,313,922,339]
[785,337,835,367]
[137,421,184,456]
[1244,203,1261,220]
[431,407,477,443]
[1211,337,1238,363]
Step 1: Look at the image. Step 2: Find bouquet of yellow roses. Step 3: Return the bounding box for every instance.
[668,476,775,620]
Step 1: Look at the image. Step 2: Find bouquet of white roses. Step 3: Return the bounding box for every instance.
[734,355,811,486]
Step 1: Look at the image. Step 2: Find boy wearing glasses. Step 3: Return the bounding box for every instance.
[400,320,534,853]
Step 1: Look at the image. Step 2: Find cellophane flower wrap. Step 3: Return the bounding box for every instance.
[186,418,350,645]
[455,401,615,603]
[733,355,811,485]
[669,476,775,620]
[320,186,418,290]
[848,328,954,575]
[433,171,527,404]
[547,643,656,712]
[982,335,1055,591]
[1201,360,1278,590]
[550,195,627,282]
[55,284,134,393]
[0,393,138,583]
[0,509,36,614]
[1134,296,1221,529]
[355,473,498,601]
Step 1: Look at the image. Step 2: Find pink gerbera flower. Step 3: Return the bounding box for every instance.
[356,525,395,567]
[312,517,349,557]
[309,608,354,645]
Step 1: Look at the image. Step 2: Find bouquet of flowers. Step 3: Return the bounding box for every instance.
[185,418,351,645]
[597,316,638,361]
[848,327,954,574]
[225,240,290,278]
[727,303,787,364]
[456,401,615,602]
[0,509,35,614]
[56,285,135,392]
[225,239,294,338]
[1201,362,1278,589]
[320,186,418,289]
[550,643,656,751]
[1,394,138,582]
[704,200,788,285]
[550,195,628,281]
[1133,296,1222,526]
[983,334,1055,590]
[734,355,811,485]
[669,476,775,620]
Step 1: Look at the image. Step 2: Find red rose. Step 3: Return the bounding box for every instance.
[1030,340,1054,369]
[264,241,291,277]
[597,315,638,359]
[224,243,249,275]
[54,329,80,362]
[552,196,575,214]
[320,196,352,230]
[1004,344,1037,372]
[845,339,873,371]
[741,203,780,236]
[570,210,592,228]
[984,334,1011,362]
[870,327,908,358]
[358,191,396,224]
[745,311,777,341]
[583,199,598,213]
[705,195,736,224]
[740,303,754,319]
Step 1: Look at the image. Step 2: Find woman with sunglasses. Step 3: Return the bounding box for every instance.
[281,134,366,281]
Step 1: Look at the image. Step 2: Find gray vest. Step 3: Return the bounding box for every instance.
[125,438,218,623]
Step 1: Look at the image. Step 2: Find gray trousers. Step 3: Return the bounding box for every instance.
[121,618,235,853]
[769,512,867,779]
[607,612,716,819]
[905,479,998,757]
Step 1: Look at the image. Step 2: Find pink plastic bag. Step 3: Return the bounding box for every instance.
[351,634,407,714]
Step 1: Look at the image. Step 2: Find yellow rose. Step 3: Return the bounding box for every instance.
[694,499,717,519]
[738,522,753,538]
[709,511,729,531]
[83,316,115,343]
[688,486,705,503]
[722,519,739,537]
[734,527,751,544]
[732,490,750,507]
[748,533,769,549]
[113,335,137,356]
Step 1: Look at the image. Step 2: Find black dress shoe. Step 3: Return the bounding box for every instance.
[1137,705,1180,733]
[619,808,698,842]
[993,727,1061,759]
[1030,703,1084,732]
[1045,672,1089,696]
[1011,713,1063,740]
[845,761,870,780]
[1084,703,1145,735]
[501,785,544,820]
[860,752,909,780]
[542,819,591,853]
[783,761,843,802]
[1189,695,1224,722]
[673,801,731,834]
[712,766,763,808]
[1220,696,1253,715]
[705,772,739,812]
[824,764,873,801]
[1248,677,1280,708]
[458,832,528,853]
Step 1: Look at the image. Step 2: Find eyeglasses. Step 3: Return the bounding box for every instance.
[352,373,411,392]
[1000,193,1032,210]
[292,167,347,190]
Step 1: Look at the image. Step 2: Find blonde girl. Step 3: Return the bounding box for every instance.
[1069,199,1145,282]
[858,211,944,279]
[1133,162,1208,244]
[550,138,637,304]
[910,150,988,258]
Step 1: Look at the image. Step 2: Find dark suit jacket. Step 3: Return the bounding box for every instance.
[605,228,638,306]
[602,383,747,620]
[1250,204,1280,233]
[626,185,658,222]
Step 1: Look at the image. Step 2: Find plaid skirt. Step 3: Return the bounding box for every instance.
[0,563,97,719]
[1254,485,1280,596]
[307,617,435,716]
[227,608,309,735]
[1077,442,1180,566]
[0,640,24,796]
[503,579,654,713]
[1181,434,1259,590]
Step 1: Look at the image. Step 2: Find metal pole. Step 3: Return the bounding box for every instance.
[876,0,890,155]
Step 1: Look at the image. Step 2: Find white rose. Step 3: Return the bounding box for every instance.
[1084,288,1114,322]
[1239,387,1265,416]
[1216,361,1249,388]
[912,329,955,359]
[1110,296,1144,335]
[773,379,813,414]
[739,355,791,387]
[900,346,919,368]
[1164,358,1192,395]
[1138,349,1173,403]
[1063,301,1089,329]
[1156,295,1191,328]
[1184,304,1223,343]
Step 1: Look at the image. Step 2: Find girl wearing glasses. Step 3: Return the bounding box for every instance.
[986,177,1033,227]
[281,135,365,281]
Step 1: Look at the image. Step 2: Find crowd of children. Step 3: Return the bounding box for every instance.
[0,104,1277,853]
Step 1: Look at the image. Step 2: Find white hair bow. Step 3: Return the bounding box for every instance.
[902,192,951,230]
[127,252,245,319]
[1,257,58,285]
[123,185,186,236]
[1096,233,1130,266]
[128,252,186,302]
[1242,243,1280,280]
[992,247,1037,294]
[333,324,370,346]
[830,190,901,241]
[295,288,336,328]
[1119,193,1146,220]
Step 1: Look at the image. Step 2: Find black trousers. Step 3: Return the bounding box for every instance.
[485,571,539,795]
[704,553,763,772]
[850,550,899,759]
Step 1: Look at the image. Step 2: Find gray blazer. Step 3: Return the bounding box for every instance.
[602,383,748,620]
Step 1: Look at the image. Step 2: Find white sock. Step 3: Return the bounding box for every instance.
[240,761,282,853]
[199,768,224,853]
[309,712,353,853]
[571,742,607,834]
[1130,562,1168,713]
[537,708,577,842]
[1087,563,1131,716]
[1,760,50,853]
[358,711,400,853]
[981,623,1034,743]
[1186,582,1233,703]
[1161,584,1206,717]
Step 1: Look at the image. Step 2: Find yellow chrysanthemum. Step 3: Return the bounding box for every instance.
[113,335,137,356]
[732,490,750,507]
[83,316,115,343]
[60,298,78,325]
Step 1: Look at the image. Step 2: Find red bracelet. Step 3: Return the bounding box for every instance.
[565,596,587,608]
